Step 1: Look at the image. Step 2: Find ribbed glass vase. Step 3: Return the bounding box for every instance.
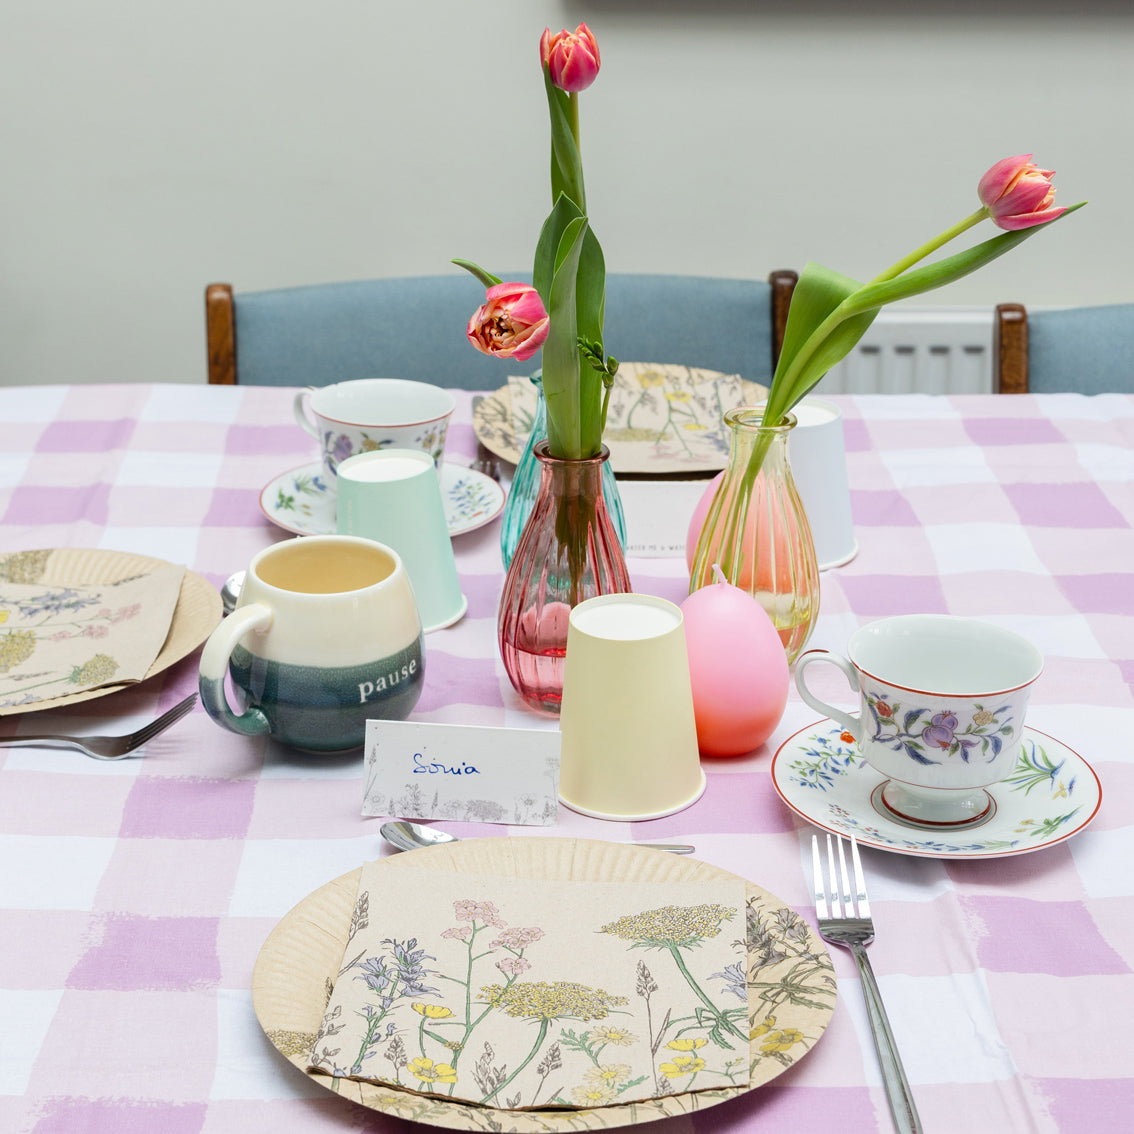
[498,442,632,713]
[689,407,819,661]
[500,374,626,569]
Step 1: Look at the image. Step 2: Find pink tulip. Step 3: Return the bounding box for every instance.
[540,23,601,92]
[466,283,550,361]
[978,154,1067,231]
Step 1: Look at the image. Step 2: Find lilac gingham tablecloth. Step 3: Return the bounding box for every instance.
[1,383,1131,1134]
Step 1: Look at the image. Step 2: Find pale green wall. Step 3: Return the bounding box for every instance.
[1,0,1127,385]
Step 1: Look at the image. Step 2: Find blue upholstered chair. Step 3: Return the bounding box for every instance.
[995,302,1134,394]
[205,272,797,388]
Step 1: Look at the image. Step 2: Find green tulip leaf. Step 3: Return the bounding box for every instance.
[766,262,877,422]
[543,67,585,212]
[542,217,589,457]
[449,259,502,290]
[575,224,606,350]
[844,201,1086,316]
[533,193,584,304]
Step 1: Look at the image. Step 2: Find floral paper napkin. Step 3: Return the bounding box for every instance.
[0,563,185,708]
[308,862,750,1110]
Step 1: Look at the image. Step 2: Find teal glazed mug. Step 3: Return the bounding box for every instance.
[198,535,424,752]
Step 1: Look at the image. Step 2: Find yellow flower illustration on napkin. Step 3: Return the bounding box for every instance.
[408,1057,457,1084]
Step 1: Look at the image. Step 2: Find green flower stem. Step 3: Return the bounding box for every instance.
[440,930,490,1084]
[690,425,774,590]
[480,1016,550,1106]
[666,943,748,1042]
[354,985,395,1071]
[868,207,988,284]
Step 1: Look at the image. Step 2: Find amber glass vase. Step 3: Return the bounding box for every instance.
[689,407,819,661]
[498,442,632,713]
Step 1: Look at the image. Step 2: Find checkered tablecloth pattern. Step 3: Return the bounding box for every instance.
[1,384,1131,1133]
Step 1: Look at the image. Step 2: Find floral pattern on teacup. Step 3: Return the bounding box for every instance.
[322,427,446,477]
[866,695,1013,767]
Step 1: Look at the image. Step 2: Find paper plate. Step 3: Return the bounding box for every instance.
[252,836,836,1131]
[0,548,221,716]
[473,365,769,473]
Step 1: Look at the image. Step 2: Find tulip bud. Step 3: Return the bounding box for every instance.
[978,154,1067,231]
[466,283,550,362]
[540,23,601,92]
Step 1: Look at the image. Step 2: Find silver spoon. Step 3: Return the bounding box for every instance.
[381,819,694,855]
[220,570,245,615]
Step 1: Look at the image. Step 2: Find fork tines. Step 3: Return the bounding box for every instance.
[127,692,198,747]
[812,832,870,922]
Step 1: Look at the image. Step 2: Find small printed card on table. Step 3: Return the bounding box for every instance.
[308,862,749,1109]
[363,720,560,825]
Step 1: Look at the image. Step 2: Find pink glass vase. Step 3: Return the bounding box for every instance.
[498,442,632,713]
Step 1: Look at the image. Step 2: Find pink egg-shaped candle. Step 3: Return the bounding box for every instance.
[680,568,789,757]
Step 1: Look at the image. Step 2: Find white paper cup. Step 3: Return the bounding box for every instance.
[788,397,857,571]
[559,594,705,821]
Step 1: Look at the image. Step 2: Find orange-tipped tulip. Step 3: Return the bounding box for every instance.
[978,154,1067,230]
[466,283,550,362]
[540,22,601,92]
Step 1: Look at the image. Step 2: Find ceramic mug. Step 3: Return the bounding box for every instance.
[198,535,424,753]
[795,614,1043,827]
[294,378,455,487]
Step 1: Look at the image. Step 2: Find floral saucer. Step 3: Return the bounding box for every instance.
[771,719,1102,859]
[260,462,505,539]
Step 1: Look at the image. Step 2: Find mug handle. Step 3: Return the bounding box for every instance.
[794,649,863,741]
[293,386,319,439]
[198,603,274,737]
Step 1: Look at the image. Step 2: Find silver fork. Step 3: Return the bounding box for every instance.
[0,692,198,761]
[812,833,923,1134]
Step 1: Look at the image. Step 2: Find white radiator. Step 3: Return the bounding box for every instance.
[811,308,994,395]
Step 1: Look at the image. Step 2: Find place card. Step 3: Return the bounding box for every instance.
[362,720,560,825]
[618,479,710,557]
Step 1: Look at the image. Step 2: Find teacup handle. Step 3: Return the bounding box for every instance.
[198,602,274,737]
[293,387,319,440]
[795,649,863,741]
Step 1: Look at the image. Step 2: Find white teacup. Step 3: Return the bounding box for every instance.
[294,379,455,487]
[795,614,1043,827]
[198,535,424,753]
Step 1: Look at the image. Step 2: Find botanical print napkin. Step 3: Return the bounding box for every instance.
[308,863,750,1110]
[0,562,185,708]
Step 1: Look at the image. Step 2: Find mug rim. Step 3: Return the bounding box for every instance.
[248,535,406,599]
[848,613,1043,699]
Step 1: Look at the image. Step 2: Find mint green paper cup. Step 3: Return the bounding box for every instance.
[336,449,467,633]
